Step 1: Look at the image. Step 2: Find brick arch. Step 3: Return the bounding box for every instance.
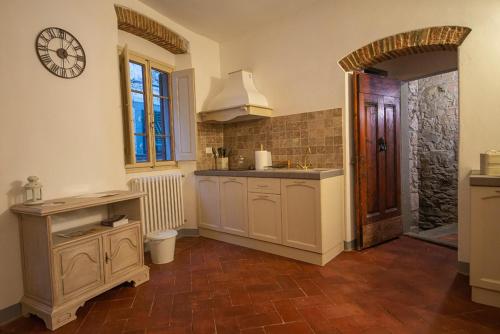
[338,26,471,72]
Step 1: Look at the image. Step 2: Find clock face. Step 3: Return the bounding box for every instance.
[36,27,86,79]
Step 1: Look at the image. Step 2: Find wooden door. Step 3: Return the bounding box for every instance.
[196,176,221,230]
[220,177,249,236]
[52,237,104,305]
[354,72,402,249]
[104,225,142,282]
[248,193,282,244]
[281,179,321,252]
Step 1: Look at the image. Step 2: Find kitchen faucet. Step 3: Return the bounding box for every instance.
[297,147,312,170]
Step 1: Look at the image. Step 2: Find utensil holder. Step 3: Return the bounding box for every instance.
[216,157,229,170]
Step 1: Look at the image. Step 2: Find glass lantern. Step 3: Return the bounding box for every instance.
[23,176,43,205]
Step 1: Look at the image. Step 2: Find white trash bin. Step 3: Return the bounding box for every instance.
[148,229,178,264]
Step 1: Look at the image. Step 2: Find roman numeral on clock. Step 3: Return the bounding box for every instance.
[47,28,57,39]
[50,63,60,73]
[37,43,48,52]
[59,68,67,78]
[40,53,52,64]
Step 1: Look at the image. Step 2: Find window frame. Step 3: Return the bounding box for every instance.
[121,49,176,172]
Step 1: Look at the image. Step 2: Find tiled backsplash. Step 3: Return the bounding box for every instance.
[197,108,343,170]
[196,122,223,170]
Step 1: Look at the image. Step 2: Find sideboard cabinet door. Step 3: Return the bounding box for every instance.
[52,237,105,305]
[104,224,142,282]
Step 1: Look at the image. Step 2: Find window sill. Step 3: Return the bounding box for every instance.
[125,164,179,174]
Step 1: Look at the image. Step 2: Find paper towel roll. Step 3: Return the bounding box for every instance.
[255,150,268,170]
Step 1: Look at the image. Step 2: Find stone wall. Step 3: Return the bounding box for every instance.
[408,71,458,229]
[408,80,420,226]
[196,108,343,170]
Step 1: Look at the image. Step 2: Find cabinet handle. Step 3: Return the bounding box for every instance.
[293,181,306,184]
[257,185,268,188]
[105,252,110,264]
[257,195,269,198]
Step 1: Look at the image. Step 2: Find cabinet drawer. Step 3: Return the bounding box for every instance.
[248,178,281,194]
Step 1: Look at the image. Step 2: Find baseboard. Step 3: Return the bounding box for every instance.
[344,239,356,251]
[177,228,199,238]
[458,261,470,275]
[0,303,21,326]
[199,228,343,266]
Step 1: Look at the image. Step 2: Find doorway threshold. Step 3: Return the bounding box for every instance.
[404,231,457,249]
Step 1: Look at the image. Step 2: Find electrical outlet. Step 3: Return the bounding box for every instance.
[205,147,212,154]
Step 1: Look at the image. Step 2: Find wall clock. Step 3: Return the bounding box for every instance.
[35,27,86,79]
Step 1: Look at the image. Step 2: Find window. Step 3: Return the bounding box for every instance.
[121,50,175,170]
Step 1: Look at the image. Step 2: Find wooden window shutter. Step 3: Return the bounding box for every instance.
[119,44,135,164]
[172,68,196,161]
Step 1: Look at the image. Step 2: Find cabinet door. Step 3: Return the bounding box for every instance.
[196,176,221,230]
[281,179,321,252]
[470,187,500,292]
[220,177,248,236]
[104,224,142,282]
[53,237,104,305]
[248,193,282,244]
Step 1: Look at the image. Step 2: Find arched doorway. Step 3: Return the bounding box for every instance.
[338,26,471,250]
[338,26,470,72]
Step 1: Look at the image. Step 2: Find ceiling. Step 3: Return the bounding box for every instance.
[140,0,319,43]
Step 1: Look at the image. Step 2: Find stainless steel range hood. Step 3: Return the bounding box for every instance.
[199,70,272,123]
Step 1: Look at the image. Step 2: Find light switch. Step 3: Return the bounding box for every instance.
[205,147,212,154]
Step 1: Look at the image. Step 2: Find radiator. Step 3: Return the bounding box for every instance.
[130,174,184,235]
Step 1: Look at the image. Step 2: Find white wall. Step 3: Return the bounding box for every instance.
[0,0,220,310]
[220,0,500,263]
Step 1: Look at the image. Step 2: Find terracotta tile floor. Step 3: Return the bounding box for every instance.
[2,236,500,334]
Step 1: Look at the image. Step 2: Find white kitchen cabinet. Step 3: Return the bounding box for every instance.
[196,176,221,230]
[281,179,322,252]
[220,177,248,236]
[195,174,344,266]
[248,192,282,244]
[470,186,500,308]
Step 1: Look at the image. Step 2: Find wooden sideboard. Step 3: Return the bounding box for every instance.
[10,191,150,330]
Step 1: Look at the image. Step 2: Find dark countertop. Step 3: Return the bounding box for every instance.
[194,168,344,180]
[470,170,500,187]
